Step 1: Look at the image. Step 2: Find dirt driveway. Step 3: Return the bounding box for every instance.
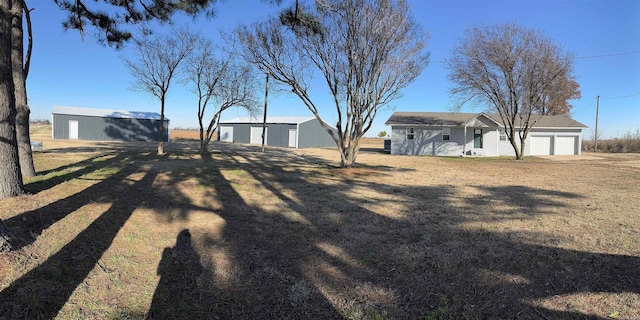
[536,152,640,169]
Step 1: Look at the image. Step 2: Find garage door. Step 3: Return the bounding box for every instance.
[530,136,552,155]
[250,126,266,145]
[219,126,233,142]
[555,136,577,155]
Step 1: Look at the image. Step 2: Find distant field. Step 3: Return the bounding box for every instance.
[171,129,203,141]
[0,125,638,319]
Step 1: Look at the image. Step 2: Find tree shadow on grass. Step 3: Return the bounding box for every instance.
[0,152,160,319]
[7,152,161,250]
[157,143,639,319]
[25,152,121,194]
[2,141,637,319]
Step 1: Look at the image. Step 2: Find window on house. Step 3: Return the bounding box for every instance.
[442,127,450,141]
[406,127,415,140]
[474,129,483,148]
[498,128,507,141]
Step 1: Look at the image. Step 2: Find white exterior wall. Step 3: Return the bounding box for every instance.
[391,126,583,157]
[463,127,499,156]
[391,125,500,156]
[391,126,463,156]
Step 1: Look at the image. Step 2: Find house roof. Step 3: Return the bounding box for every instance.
[220,116,316,124]
[385,112,588,128]
[52,106,166,121]
[385,112,488,126]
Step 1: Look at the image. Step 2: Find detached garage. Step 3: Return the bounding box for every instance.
[52,106,169,142]
[218,116,337,149]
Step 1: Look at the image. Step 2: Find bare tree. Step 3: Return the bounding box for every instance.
[236,0,429,168]
[12,0,36,177]
[184,39,259,154]
[447,23,578,160]
[123,29,197,155]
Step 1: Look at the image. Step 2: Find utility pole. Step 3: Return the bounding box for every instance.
[595,95,599,152]
[261,72,269,152]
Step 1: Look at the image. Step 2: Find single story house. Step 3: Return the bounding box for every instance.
[385,112,588,156]
[52,106,170,142]
[218,116,337,149]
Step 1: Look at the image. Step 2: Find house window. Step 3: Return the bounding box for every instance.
[442,128,450,141]
[406,127,415,140]
[474,129,483,148]
[498,128,507,141]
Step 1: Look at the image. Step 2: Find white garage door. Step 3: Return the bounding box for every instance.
[288,129,297,148]
[68,120,79,139]
[555,136,577,155]
[219,126,233,142]
[530,136,552,155]
[250,126,266,145]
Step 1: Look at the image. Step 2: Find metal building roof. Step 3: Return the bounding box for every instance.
[52,106,166,121]
[220,116,316,124]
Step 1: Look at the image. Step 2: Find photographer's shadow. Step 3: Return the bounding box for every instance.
[147,229,204,319]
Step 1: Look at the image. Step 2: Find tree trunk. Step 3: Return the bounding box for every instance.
[158,96,165,155]
[0,0,25,199]
[12,0,35,177]
[338,144,358,168]
[508,135,523,160]
[519,138,526,161]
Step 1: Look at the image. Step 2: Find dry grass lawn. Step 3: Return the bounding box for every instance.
[0,125,638,319]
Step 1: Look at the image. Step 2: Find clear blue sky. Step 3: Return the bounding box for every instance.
[26,0,640,138]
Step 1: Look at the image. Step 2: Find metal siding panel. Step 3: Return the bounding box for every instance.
[52,114,168,141]
[298,120,336,148]
[267,124,292,148]
[53,114,70,139]
[234,124,251,144]
[103,117,164,141]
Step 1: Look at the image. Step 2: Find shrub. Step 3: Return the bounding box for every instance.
[582,130,640,153]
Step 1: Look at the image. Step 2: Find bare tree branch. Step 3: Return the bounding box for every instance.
[236,0,429,168]
[446,22,578,160]
[184,37,259,154]
[123,28,197,154]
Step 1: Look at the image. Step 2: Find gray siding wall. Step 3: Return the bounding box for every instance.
[219,119,336,149]
[263,123,295,148]
[231,124,251,144]
[298,119,336,148]
[53,114,169,142]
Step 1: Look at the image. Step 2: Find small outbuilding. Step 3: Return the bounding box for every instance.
[52,106,170,142]
[385,112,587,156]
[218,116,337,149]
